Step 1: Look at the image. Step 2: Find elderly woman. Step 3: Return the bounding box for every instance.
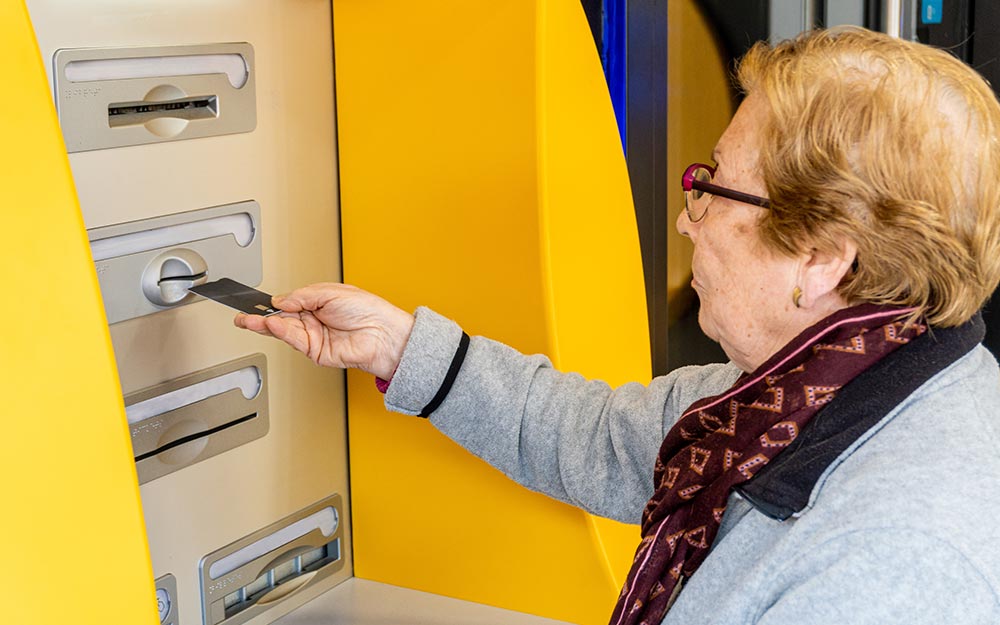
[236,28,1000,625]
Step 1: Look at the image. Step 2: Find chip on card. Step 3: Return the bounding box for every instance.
[189,278,281,316]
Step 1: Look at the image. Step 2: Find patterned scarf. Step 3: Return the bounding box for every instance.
[609,304,926,625]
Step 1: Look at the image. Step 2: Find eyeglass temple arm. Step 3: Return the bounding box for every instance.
[692,180,771,209]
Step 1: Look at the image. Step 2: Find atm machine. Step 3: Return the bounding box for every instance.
[4,1,651,624]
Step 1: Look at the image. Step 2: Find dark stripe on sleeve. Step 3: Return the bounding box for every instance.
[419,331,470,418]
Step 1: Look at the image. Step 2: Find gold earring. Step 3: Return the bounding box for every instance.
[792,286,803,308]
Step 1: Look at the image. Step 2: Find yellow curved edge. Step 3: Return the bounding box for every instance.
[335,1,647,623]
[0,4,157,624]
[534,0,650,591]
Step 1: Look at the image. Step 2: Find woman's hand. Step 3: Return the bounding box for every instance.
[233,283,414,380]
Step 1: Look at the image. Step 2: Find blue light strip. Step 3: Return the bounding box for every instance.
[602,0,628,151]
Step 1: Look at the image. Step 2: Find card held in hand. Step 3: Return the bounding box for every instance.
[189,278,281,316]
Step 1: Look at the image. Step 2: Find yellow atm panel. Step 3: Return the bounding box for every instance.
[335,1,650,624]
[0,3,157,624]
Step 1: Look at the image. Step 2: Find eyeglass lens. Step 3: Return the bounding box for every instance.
[685,166,713,221]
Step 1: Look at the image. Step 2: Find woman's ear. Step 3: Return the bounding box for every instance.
[797,238,858,309]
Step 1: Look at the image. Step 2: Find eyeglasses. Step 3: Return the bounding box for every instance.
[681,162,771,222]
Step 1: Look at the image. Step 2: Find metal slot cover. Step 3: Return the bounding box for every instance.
[87,200,263,324]
[125,353,269,484]
[200,495,346,625]
[54,43,255,152]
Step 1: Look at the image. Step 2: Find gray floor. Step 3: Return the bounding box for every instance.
[273,578,574,625]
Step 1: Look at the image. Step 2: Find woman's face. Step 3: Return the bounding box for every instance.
[676,97,801,372]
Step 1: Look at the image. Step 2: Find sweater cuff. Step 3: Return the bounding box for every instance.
[374,375,392,394]
[384,307,466,416]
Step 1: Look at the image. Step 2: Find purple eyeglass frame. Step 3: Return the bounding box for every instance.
[681,163,772,219]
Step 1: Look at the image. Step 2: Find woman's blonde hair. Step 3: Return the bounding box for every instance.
[737,27,1000,326]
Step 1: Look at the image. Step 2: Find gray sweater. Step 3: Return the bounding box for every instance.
[385,307,1000,624]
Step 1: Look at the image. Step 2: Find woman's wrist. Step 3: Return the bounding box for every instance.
[374,308,415,380]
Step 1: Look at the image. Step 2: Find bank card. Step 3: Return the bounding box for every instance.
[189,278,281,316]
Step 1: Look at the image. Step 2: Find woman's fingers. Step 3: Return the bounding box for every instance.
[234,313,274,336]
[272,283,351,314]
[300,312,329,364]
[262,314,311,355]
[234,283,410,375]
[234,311,318,360]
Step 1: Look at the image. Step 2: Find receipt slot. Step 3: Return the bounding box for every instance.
[126,354,269,484]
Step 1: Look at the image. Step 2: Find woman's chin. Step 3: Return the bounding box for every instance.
[695,310,717,342]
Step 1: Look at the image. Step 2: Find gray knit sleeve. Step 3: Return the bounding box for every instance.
[384,307,742,524]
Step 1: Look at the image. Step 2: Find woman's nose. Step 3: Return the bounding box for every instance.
[676,208,695,239]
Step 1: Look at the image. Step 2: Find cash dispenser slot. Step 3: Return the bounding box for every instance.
[200,495,345,625]
[53,44,255,152]
[125,354,269,484]
[87,201,262,324]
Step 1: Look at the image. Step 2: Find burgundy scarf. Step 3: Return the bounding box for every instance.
[609,304,926,625]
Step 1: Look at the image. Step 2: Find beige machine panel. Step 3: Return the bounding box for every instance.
[26,2,347,624]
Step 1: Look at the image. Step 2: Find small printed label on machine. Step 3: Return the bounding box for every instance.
[921,0,943,24]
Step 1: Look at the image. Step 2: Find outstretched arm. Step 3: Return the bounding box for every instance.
[234,282,742,519]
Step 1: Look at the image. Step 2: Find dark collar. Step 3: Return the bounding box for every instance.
[735,313,985,521]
